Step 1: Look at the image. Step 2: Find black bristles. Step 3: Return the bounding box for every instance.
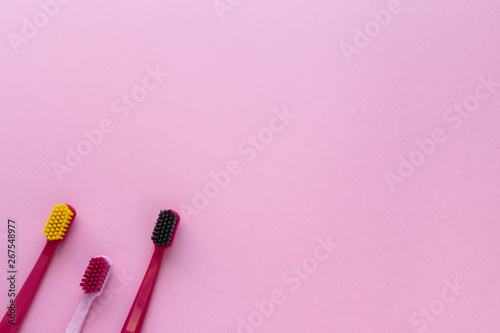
[151,209,179,247]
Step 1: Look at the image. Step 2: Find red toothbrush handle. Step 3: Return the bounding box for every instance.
[0,241,57,333]
[121,249,164,333]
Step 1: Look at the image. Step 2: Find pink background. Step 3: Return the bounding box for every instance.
[1,0,500,332]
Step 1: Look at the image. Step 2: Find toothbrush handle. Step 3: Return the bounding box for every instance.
[65,294,95,333]
[0,241,57,333]
[121,250,164,333]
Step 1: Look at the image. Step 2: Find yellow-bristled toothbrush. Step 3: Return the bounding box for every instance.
[0,204,77,333]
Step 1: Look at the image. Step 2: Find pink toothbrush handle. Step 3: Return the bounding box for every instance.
[121,249,164,333]
[0,241,57,333]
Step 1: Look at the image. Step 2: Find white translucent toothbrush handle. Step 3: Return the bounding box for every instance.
[66,294,95,333]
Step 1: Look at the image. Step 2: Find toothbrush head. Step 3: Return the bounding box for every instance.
[151,209,180,248]
[42,204,76,241]
[80,256,112,295]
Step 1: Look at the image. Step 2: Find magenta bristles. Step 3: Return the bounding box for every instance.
[80,257,110,294]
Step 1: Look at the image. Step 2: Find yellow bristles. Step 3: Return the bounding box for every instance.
[43,204,74,241]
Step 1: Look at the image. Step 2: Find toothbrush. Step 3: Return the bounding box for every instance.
[66,256,113,333]
[0,204,77,333]
[121,209,180,333]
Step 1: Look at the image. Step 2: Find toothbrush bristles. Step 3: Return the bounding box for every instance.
[151,209,179,247]
[43,204,74,241]
[80,257,110,294]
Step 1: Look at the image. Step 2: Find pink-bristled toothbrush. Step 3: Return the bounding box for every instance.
[121,209,180,333]
[0,204,77,333]
[66,256,112,333]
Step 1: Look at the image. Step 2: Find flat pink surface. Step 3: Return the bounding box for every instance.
[1,1,500,332]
